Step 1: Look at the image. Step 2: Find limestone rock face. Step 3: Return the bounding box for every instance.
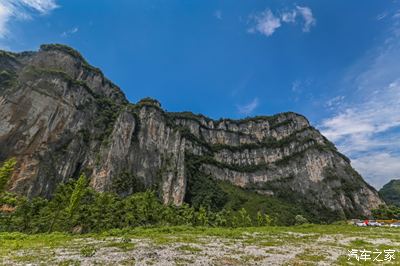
[0,44,383,218]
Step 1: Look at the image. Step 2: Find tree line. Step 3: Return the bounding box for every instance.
[0,159,312,233]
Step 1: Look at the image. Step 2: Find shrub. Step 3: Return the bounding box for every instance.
[0,158,17,192]
[295,215,309,225]
[80,246,97,257]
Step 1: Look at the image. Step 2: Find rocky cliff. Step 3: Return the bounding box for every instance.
[0,44,383,220]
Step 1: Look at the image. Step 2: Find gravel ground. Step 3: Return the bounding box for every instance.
[1,227,400,265]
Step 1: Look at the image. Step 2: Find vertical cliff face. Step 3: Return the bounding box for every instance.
[0,44,383,219]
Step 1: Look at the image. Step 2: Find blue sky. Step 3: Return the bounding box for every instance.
[0,0,399,189]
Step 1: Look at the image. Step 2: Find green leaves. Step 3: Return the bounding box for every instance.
[0,158,17,193]
[0,169,322,233]
[66,174,88,217]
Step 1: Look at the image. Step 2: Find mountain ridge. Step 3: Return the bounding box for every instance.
[0,44,383,221]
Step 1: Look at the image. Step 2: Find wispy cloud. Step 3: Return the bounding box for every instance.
[0,2,13,38]
[61,26,78,37]
[321,82,400,149]
[319,13,400,188]
[0,0,58,38]
[291,80,301,92]
[248,9,281,37]
[237,98,259,115]
[295,6,316,32]
[281,10,297,23]
[324,95,345,110]
[376,12,388,21]
[352,153,400,189]
[248,6,316,37]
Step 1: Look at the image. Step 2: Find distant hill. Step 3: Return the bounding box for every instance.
[379,180,400,206]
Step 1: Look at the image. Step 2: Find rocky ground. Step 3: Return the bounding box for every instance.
[1,225,399,265]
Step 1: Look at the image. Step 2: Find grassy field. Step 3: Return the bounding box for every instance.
[1,224,400,265]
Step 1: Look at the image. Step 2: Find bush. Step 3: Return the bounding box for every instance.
[0,158,17,192]
[80,246,97,257]
[295,215,309,225]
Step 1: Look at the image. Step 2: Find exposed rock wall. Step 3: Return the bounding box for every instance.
[0,44,383,218]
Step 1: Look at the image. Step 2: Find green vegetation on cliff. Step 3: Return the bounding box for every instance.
[0,158,16,192]
[183,154,345,225]
[379,179,400,206]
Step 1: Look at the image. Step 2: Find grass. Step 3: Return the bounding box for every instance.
[177,245,202,253]
[1,225,400,265]
[58,260,81,266]
[79,246,97,257]
[105,241,136,251]
[295,249,327,262]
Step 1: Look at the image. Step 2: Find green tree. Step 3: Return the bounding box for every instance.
[0,158,17,193]
[47,179,75,232]
[67,174,88,217]
[257,211,264,226]
[175,203,195,225]
[295,214,309,225]
[238,208,252,227]
[264,214,273,226]
[215,210,228,227]
[196,207,208,226]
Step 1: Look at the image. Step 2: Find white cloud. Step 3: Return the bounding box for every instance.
[296,6,316,32]
[248,6,316,37]
[237,98,259,115]
[352,153,400,189]
[248,9,281,37]
[321,79,400,156]
[0,2,13,37]
[325,95,345,109]
[0,0,58,38]
[281,10,297,23]
[319,15,400,188]
[20,0,58,14]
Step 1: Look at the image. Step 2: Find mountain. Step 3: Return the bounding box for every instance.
[0,44,383,221]
[379,180,400,206]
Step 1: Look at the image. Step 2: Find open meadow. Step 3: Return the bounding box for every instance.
[1,224,399,265]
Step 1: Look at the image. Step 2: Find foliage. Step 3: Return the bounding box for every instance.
[371,205,400,220]
[0,158,17,193]
[0,70,17,89]
[0,174,314,233]
[295,215,309,225]
[67,174,87,217]
[0,50,17,59]
[167,111,211,124]
[185,160,321,225]
[40,44,87,63]
[379,180,400,207]
[112,172,145,196]
[80,246,97,257]
[184,161,227,211]
[218,181,305,225]
[137,97,161,107]
[94,96,121,143]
